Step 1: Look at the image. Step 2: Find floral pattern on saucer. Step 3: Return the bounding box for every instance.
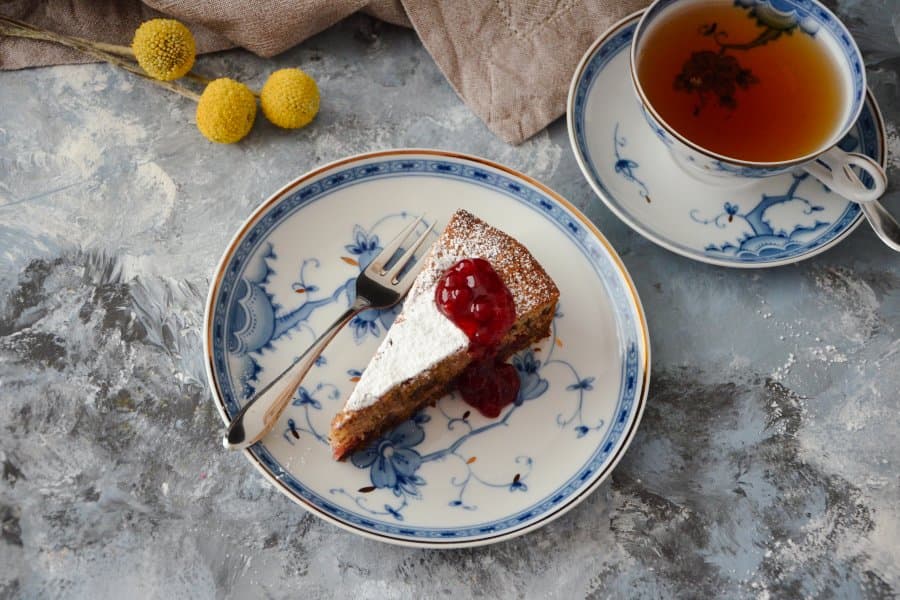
[567,13,885,268]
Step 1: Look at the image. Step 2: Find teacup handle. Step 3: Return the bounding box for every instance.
[803,146,887,203]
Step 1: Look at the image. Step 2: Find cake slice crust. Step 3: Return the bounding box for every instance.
[329,209,559,460]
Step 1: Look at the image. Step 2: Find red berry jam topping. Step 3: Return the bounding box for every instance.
[435,258,520,417]
[435,258,516,354]
[456,361,520,418]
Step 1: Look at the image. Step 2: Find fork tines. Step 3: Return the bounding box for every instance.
[368,215,435,284]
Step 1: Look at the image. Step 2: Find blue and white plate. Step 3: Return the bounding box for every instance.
[204,150,650,547]
[567,11,887,268]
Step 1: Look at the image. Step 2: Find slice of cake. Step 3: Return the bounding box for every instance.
[329,209,559,460]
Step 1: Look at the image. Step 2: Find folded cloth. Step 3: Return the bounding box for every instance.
[404,0,647,143]
[0,0,646,144]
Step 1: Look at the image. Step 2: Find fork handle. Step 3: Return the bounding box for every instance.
[223,299,367,451]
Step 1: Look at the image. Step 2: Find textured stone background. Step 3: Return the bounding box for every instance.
[1,3,898,598]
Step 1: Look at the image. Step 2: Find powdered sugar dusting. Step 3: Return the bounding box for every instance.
[340,210,559,413]
[410,210,558,316]
[342,289,468,411]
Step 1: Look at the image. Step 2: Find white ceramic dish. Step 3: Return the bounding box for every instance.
[204,150,650,547]
[567,11,886,268]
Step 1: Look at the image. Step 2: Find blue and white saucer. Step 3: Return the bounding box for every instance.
[567,11,887,268]
[204,150,650,547]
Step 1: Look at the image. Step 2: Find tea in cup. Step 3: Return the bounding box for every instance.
[631,0,887,202]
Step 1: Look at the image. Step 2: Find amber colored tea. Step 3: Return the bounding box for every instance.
[637,1,846,162]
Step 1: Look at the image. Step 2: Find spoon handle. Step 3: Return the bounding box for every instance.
[860,199,900,252]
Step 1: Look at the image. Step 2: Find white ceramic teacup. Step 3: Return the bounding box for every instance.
[630,0,887,203]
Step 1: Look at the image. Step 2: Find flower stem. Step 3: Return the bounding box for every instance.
[185,72,214,85]
[90,40,134,57]
[0,16,201,101]
[63,37,214,85]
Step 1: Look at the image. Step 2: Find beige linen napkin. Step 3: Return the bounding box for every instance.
[0,0,645,144]
[403,0,647,142]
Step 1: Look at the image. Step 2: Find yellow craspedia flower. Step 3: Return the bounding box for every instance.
[132,19,196,81]
[260,68,320,129]
[196,79,257,144]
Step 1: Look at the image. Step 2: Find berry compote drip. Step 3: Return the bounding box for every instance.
[435,258,520,418]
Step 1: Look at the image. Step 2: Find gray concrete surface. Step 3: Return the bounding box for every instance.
[1,4,898,598]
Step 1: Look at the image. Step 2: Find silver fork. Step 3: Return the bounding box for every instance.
[224,216,436,451]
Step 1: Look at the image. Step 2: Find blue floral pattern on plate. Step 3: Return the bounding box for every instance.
[204,152,649,547]
[327,308,604,521]
[225,215,616,523]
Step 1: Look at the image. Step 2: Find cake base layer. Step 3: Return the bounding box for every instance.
[329,209,560,461]
[330,301,555,460]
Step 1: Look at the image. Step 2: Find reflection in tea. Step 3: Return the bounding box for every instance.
[637,1,846,162]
